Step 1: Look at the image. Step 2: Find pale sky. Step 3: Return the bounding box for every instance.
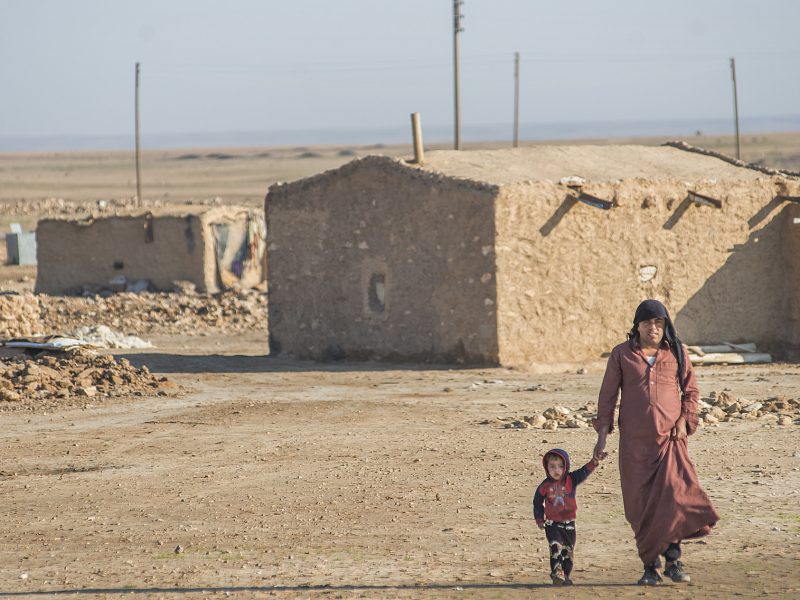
[1,0,798,148]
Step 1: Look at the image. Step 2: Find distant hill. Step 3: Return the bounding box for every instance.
[2,116,799,153]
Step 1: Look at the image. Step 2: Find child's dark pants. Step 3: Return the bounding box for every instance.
[545,521,576,578]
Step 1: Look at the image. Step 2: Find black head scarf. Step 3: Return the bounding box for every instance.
[628,299,686,395]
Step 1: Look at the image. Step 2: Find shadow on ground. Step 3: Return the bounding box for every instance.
[0,581,636,597]
[116,352,486,375]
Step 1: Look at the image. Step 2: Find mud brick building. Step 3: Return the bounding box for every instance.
[36,206,266,295]
[265,145,800,365]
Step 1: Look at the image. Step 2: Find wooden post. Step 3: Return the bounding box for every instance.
[513,51,520,147]
[687,342,757,356]
[410,112,424,164]
[688,352,771,365]
[730,57,741,160]
[453,1,463,150]
[135,62,142,201]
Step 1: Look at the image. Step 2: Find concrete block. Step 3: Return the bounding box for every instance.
[6,232,37,265]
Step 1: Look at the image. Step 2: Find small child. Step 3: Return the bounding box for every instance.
[533,448,601,585]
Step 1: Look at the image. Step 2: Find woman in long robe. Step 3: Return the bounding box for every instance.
[593,299,718,586]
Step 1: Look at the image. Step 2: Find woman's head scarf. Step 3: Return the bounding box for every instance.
[629,299,686,394]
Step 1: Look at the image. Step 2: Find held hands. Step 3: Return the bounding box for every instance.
[671,415,688,440]
[593,433,608,462]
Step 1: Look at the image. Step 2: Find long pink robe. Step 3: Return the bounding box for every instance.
[595,338,719,564]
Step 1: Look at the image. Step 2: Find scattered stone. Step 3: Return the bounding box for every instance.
[485,391,800,432]
[707,406,726,420]
[485,402,594,431]
[514,383,548,392]
[543,406,571,420]
[699,392,799,426]
[714,391,737,408]
[724,402,742,414]
[542,408,560,420]
[525,415,547,428]
[76,386,97,398]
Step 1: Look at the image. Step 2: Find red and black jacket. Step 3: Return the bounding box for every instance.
[533,448,596,526]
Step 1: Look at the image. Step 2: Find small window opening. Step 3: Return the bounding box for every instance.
[368,273,385,313]
[113,261,124,270]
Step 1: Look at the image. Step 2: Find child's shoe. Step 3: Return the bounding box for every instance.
[563,577,574,586]
[637,565,663,586]
[550,565,566,585]
[664,560,691,583]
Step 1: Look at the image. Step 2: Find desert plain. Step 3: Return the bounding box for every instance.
[1,133,800,599]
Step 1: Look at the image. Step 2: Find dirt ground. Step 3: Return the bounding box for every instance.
[2,137,800,598]
[1,331,799,599]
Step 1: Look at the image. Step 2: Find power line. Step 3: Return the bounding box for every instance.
[142,50,800,75]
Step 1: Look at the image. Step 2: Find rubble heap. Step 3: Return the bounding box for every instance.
[482,403,596,431]
[0,348,177,412]
[38,289,267,335]
[698,391,799,426]
[0,294,42,338]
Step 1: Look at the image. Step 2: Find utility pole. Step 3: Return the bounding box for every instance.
[452,0,463,150]
[135,62,142,201]
[513,52,520,147]
[730,57,741,160]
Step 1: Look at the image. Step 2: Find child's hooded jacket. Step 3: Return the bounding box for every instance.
[533,448,596,526]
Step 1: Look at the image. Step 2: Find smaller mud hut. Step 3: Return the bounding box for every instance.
[35,206,266,295]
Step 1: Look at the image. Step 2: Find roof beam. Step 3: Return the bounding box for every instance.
[688,191,722,209]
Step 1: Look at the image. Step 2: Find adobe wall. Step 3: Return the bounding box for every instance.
[494,176,797,364]
[266,158,499,363]
[35,213,210,294]
[782,201,800,351]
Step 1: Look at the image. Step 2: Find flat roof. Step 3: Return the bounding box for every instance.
[417,144,770,185]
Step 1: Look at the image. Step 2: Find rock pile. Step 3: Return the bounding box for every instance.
[484,392,800,432]
[0,294,42,338]
[482,403,597,431]
[0,347,177,412]
[37,289,267,335]
[699,391,799,426]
